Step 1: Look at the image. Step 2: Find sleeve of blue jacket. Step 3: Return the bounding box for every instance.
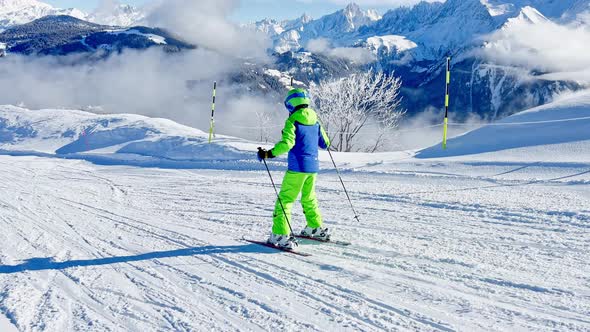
[318,125,330,149]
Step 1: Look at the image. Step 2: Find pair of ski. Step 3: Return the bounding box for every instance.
[244,236,351,257]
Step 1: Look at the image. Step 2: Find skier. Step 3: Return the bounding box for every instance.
[257,88,331,249]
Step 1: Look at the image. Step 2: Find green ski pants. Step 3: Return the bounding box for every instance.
[273,171,322,235]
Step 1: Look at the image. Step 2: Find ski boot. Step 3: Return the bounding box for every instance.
[300,226,331,241]
[267,233,296,250]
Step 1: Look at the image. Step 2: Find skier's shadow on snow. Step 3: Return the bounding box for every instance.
[0,244,272,274]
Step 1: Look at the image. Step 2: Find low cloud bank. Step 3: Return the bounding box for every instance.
[0,0,283,141]
[482,11,590,85]
[307,38,376,64]
[145,0,269,59]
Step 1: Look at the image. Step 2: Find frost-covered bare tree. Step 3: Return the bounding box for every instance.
[255,109,273,143]
[309,69,405,152]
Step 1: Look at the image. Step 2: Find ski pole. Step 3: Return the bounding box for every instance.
[259,148,297,240]
[327,148,360,222]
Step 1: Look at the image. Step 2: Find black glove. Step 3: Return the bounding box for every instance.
[257,147,274,161]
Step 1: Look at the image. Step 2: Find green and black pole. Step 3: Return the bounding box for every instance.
[442,57,451,149]
[208,81,217,144]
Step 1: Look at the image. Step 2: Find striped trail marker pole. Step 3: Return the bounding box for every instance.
[208,81,217,144]
[442,57,451,150]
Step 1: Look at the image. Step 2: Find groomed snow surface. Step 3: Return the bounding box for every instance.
[0,93,589,331]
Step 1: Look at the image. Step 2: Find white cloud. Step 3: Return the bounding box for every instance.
[482,12,590,84]
[145,0,270,59]
[307,38,375,64]
[0,47,281,142]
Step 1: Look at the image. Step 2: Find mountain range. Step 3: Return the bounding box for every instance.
[253,0,588,56]
[0,0,588,121]
[0,0,143,30]
[248,0,589,119]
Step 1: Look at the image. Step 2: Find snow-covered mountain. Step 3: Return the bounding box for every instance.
[501,5,550,27]
[0,0,144,30]
[250,3,381,53]
[481,0,590,21]
[85,3,145,27]
[248,0,589,119]
[357,0,588,62]
[254,0,588,61]
[0,0,85,30]
[0,15,194,56]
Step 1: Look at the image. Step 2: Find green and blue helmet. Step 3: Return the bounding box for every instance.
[284,88,311,113]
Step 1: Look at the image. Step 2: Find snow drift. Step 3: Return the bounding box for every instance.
[0,105,253,166]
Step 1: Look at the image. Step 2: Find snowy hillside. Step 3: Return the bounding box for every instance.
[0,100,589,330]
[0,16,194,55]
[0,106,252,166]
[418,90,590,161]
[363,35,417,57]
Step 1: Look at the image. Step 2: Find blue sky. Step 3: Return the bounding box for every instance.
[44,0,405,22]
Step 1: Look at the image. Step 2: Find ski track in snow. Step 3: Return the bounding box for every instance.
[0,156,589,331]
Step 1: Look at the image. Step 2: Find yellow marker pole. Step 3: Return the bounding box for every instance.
[208,81,217,144]
[442,57,451,150]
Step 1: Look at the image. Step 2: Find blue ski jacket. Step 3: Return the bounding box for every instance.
[270,107,330,173]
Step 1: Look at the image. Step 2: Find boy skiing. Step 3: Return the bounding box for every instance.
[257,88,331,250]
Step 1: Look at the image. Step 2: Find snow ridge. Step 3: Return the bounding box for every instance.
[0,106,251,166]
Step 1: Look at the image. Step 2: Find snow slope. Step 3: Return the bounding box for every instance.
[418,90,590,161]
[0,105,253,167]
[364,35,417,56]
[0,101,589,331]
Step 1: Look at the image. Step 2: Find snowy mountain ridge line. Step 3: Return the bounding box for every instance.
[251,0,589,55]
[0,0,85,30]
[0,0,144,29]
